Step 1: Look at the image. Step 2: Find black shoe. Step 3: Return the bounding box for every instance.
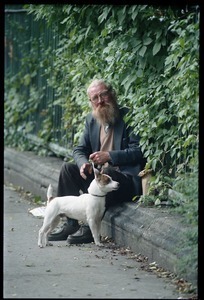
[67,225,94,244]
[48,222,80,241]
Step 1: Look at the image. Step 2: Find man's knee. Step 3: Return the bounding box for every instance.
[60,162,78,175]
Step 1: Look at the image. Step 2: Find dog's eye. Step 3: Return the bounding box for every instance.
[101,175,111,184]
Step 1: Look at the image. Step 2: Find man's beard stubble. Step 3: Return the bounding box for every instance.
[92,101,120,126]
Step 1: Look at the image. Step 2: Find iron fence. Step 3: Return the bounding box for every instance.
[4,5,72,158]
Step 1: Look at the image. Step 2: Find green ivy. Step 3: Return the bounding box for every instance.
[5,4,199,192]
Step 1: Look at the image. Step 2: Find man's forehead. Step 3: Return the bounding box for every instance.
[88,83,107,95]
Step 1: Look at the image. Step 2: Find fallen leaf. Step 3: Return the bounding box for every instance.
[26,263,35,267]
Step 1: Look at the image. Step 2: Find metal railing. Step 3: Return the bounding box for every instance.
[5,6,73,158]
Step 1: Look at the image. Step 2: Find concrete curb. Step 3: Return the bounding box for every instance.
[4,147,197,285]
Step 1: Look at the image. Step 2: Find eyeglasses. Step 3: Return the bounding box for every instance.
[89,90,110,103]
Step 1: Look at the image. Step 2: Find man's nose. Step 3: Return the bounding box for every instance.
[98,95,104,103]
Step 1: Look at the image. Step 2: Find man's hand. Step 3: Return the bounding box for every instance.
[89,151,111,166]
[80,163,93,180]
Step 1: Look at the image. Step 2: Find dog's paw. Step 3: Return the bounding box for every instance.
[45,241,53,246]
[95,242,104,247]
[38,244,44,248]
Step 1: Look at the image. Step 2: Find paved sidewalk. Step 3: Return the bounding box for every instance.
[4,147,197,287]
[4,184,194,299]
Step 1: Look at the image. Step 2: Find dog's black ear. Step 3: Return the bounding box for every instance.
[91,161,102,178]
[93,166,100,177]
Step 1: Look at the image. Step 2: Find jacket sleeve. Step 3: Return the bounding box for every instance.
[73,114,94,169]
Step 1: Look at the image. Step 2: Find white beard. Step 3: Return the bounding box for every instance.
[92,101,120,126]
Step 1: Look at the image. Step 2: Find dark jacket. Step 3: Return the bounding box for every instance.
[73,107,145,196]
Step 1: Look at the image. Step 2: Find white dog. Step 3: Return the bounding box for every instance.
[38,167,119,248]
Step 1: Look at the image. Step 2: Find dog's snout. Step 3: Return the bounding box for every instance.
[113,181,120,190]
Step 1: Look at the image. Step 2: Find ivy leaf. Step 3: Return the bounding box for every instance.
[156,29,162,39]
[151,159,157,171]
[139,46,147,57]
[98,7,112,24]
[121,75,137,93]
[131,39,141,48]
[60,16,70,24]
[153,42,161,56]
[23,74,31,86]
[131,6,139,21]
[117,8,126,25]
[136,69,143,77]
[143,37,153,46]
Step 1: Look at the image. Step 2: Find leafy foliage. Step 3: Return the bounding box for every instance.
[5,4,199,192]
[5,6,198,184]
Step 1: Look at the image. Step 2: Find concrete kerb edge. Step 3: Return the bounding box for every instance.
[4,147,197,285]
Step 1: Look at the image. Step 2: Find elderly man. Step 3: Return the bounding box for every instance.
[49,79,145,244]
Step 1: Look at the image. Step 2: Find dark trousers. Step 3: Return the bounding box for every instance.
[57,162,134,209]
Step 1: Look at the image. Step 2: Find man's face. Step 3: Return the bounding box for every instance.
[88,83,112,109]
[88,83,119,125]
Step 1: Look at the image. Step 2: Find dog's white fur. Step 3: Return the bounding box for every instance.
[38,167,119,248]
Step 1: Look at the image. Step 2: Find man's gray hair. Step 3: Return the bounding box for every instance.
[87,79,113,94]
[87,79,116,98]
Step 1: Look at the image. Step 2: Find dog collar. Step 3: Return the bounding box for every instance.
[90,194,106,197]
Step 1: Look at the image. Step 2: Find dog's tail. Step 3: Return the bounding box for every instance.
[47,184,54,203]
